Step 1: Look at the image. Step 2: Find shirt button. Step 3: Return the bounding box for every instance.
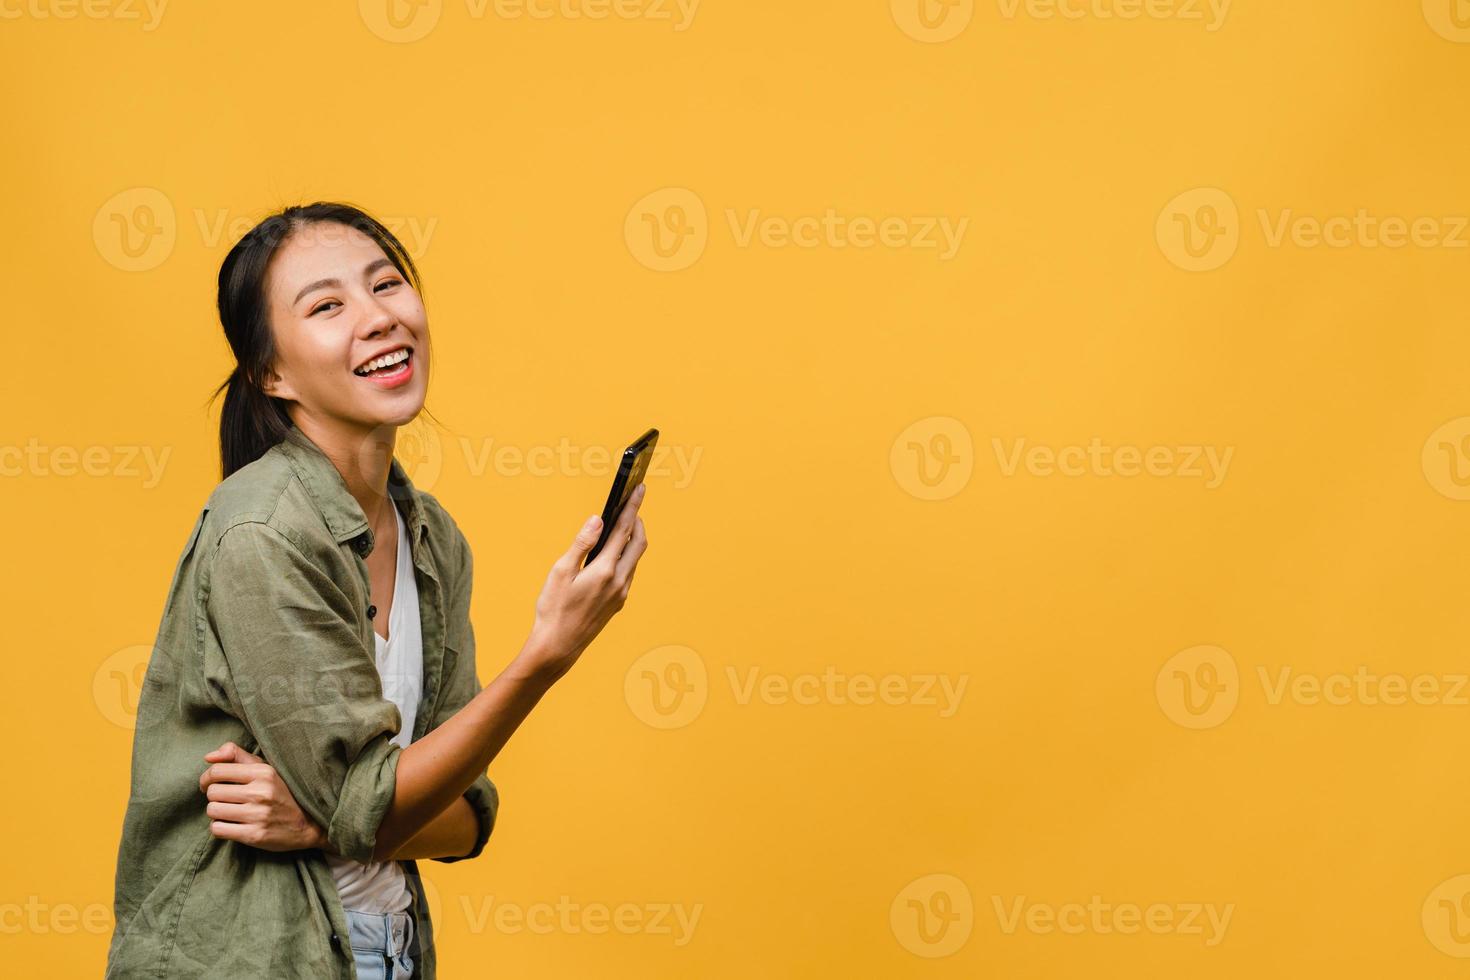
[367,604,378,619]
[356,537,370,555]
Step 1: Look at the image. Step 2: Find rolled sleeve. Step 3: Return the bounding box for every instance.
[201,521,403,864]
[428,525,500,864]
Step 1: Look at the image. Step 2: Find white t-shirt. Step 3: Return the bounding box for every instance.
[325,500,423,913]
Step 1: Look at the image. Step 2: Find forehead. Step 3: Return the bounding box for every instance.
[267,223,391,301]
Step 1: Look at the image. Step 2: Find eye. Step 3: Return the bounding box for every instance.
[308,279,402,316]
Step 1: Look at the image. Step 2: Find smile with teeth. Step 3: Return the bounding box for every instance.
[354,348,412,377]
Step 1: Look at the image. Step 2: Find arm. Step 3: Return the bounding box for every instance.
[369,490,649,862]
[382,795,478,861]
[200,741,479,861]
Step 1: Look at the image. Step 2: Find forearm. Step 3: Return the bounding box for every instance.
[382,795,478,861]
[370,641,557,862]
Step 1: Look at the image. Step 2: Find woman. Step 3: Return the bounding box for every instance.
[105,202,649,978]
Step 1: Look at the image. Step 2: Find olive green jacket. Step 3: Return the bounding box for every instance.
[106,424,499,978]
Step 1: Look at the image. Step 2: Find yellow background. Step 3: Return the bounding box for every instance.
[4,0,1470,976]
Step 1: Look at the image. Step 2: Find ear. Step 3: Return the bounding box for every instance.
[260,364,297,402]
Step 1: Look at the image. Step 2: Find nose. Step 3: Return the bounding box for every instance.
[357,291,398,339]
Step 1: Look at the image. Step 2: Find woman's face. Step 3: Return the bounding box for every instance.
[260,222,429,436]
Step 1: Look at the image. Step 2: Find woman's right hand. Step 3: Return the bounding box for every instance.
[512,482,649,684]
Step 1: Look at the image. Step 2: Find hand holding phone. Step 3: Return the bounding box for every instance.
[514,428,657,685]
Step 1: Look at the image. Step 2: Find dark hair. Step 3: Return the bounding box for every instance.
[207,201,434,479]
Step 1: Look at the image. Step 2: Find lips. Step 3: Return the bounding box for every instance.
[353,344,413,376]
[353,347,415,389]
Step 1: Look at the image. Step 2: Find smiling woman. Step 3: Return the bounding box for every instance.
[105,202,652,979]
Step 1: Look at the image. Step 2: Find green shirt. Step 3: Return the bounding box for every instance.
[106,424,499,978]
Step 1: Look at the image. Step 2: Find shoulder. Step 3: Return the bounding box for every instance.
[196,444,338,564]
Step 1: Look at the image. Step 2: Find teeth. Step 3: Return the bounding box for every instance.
[355,348,410,376]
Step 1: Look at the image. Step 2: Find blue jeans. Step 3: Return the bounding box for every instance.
[344,907,417,979]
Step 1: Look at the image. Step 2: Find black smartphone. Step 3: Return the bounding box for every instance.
[584,427,659,567]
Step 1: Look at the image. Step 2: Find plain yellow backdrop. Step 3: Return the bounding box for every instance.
[4,0,1470,976]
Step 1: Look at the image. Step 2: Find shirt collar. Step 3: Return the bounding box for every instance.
[276,424,429,556]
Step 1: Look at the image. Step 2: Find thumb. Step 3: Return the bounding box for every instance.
[565,514,602,563]
[204,741,260,764]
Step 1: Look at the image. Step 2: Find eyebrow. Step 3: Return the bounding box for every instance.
[292,257,398,306]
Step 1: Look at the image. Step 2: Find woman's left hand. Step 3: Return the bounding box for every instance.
[198,741,329,852]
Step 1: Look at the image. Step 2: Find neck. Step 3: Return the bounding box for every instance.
[289,409,397,531]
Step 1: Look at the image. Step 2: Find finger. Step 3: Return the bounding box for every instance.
[208,820,257,843]
[206,782,254,803]
[205,800,257,823]
[559,512,606,571]
[614,515,647,582]
[199,763,261,789]
[204,742,262,765]
[589,483,647,573]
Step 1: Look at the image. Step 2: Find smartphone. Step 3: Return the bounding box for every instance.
[584,427,659,567]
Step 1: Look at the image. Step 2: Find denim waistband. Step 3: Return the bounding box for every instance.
[344,906,415,960]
